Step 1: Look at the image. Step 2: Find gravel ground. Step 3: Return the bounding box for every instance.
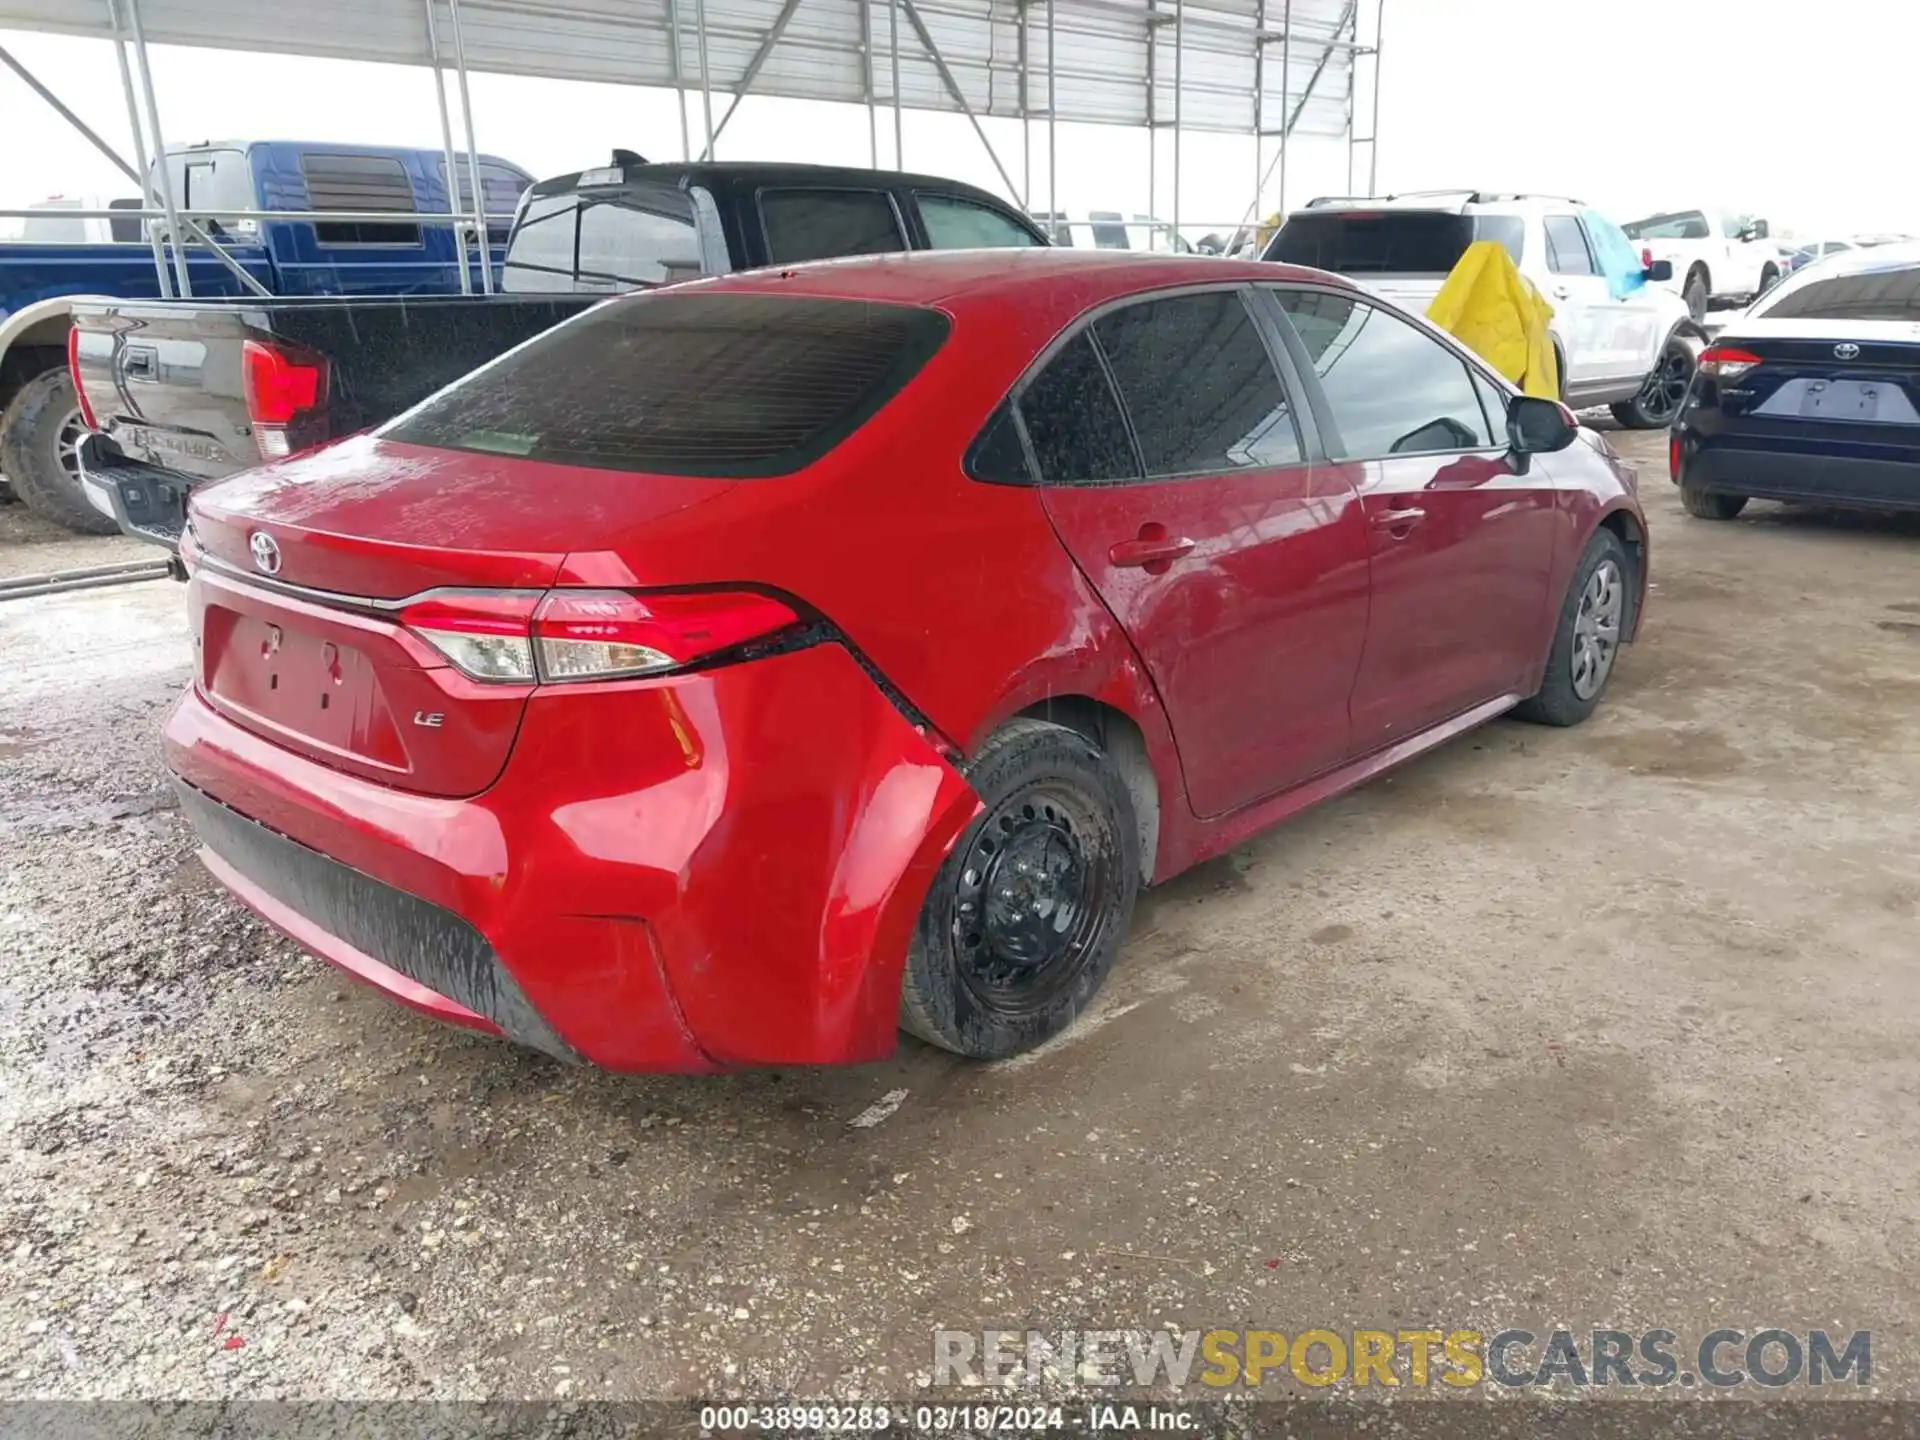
[0,503,152,582]
[1,430,1917,1407]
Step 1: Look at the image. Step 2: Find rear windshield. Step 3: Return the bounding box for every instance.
[503,184,705,293]
[1757,263,1920,322]
[1623,210,1709,240]
[382,293,950,478]
[1264,212,1524,272]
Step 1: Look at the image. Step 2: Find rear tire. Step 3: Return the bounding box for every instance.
[1756,262,1780,297]
[1682,266,1710,322]
[899,718,1139,1060]
[1513,529,1632,728]
[0,368,114,535]
[1680,485,1747,520]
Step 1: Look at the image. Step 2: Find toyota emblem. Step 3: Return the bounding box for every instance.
[1834,342,1861,361]
[250,531,282,575]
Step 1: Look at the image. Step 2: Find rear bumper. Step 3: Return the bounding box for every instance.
[76,433,195,552]
[1676,431,1920,511]
[165,644,980,1072]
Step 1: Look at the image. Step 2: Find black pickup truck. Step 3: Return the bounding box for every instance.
[70,158,1047,551]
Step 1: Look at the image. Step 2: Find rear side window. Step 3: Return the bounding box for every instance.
[1265,212,1524,272]
[383,294,949,478]
[1089,212,1132,250]
[301,153,420,245]
[918,194,1042,250]
[1757,262,1920,322]
[502,186,703,293]
[1016,333,1139,484]
[1543,216,1596,275]
[1623,210,1710,240]
[1094,291,1301,474]
[442,161,533,244]
[1274,290,1497,457]
[762,190,905,263]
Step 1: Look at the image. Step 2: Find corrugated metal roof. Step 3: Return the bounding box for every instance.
[5,0,1357,137]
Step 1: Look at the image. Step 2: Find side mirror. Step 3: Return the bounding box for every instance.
[1646,258,1674,282]
[1508,395,1578,463]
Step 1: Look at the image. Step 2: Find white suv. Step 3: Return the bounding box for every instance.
[1264,191,1701,428]
[1621,207,1781,318]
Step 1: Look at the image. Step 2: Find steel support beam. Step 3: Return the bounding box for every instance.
[1046,0,1056,220]
[121,0,193,297]
[694,0,716,162]
[704,0,806,157]
[863,0,879,167]
[889,0,902,167]
[423,0,472,295]
[897,0,1020,200]
[1230,0,1356,242]
[444,0,493,293]
[666,0,691,161]
[106,0,172,298]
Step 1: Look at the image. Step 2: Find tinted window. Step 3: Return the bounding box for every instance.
[108,197,144,244]
[1265,212,1525,271]
[1275,291,1498,457]
[1544,216,1595,275]
[918,193,1041,249]
[1090,212,1131,250]
[965,403,1033,485]
[1623,210,1710,241]
[384,294,948,478]
[442,161,532,243]
[1094,291,1300,475]
[1757,262,1920,322]
[1016,332,1139,484]
[501,186,703,293]
[168,149,252,221]
[762,189,905,263]
[300,153,420,245]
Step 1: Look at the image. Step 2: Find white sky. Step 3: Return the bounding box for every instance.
[3,0,1916,241]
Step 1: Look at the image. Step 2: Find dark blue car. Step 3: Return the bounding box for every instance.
[1672,242,1920,518]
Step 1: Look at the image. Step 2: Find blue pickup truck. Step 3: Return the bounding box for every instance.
[0,138,532,533]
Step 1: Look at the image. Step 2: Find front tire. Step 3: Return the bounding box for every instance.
[899,718,1139,1060]
[1680,485,1747,520]
[0,367,114,535]
[1756,263,1779,297]
[1610,336,1695,429]
[1514,529,1632,728]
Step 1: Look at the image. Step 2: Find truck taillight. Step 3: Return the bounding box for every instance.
[1640,246,1653,270]
[242,339,330,458]
[68,328,99,430]
[399,589,801,684]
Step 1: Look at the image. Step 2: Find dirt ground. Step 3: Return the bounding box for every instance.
[1,428,1916,1407]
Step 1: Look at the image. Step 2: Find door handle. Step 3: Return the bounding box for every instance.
[1551,285,1572,300]
[122,346,157,379]
[1372,506,1427,535]
[1109,527,1195,570]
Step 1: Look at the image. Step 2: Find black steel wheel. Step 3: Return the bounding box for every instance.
[900,718,1139,1059]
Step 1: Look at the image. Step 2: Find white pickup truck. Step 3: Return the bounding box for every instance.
[1621,207,1783,319]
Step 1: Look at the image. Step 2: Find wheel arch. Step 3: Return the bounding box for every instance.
[0,297,79,411]
[1012,695,1163,885]
[1596,505,1648,640]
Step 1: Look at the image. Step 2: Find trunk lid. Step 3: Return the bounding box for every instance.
[1715,318,1920,446]
[185,434,738,796]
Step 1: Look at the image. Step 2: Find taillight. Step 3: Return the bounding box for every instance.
[1698,345,1762,381]
[1670,433,1683,481]
[1640,246,1653,270]
[399,588,800,684]
[242,339,330,459]
[68,328,99,430]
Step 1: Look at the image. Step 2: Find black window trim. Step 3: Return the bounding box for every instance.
[964,281,1325,489]
[1257,281,1519,465]
[755,184,910,266]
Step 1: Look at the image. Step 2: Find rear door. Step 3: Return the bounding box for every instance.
[1542,213,1620,388]
[1269,287,1558,747]
[1023,287,1370,816]
[910,191,1047,250]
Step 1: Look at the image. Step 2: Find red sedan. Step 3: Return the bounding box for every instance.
[165,250,1646,1070]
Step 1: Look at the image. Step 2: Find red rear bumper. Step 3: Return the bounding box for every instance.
[165,643,979,1072]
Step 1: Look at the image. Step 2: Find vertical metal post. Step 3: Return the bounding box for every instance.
[667,0,691,161]
[889,0,902,168]
[1046,0,1056,221]
[124,0,191,296]
[1251,0,1263,234]
[106,0,171,298]
[694,0,716,161]
[1278,0,1291,217]
[1366,0,1383,193]
[1146,10,1156,228]
[423,0,471,296]
[1018,0,1030,206]
[445,0,493,294]
[1171,0,1182,244]
[863,0,879,167]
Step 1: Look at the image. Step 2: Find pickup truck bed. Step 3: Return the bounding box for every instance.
[70,293,591,546]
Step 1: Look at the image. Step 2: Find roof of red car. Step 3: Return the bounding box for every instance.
[697,248,1348,309]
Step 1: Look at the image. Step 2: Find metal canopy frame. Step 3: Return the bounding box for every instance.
[1,0,1381,276]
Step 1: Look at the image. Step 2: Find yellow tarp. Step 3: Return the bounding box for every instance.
[1425,240,1560,399]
